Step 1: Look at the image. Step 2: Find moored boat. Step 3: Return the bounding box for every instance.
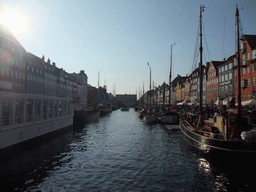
[179,6,256,154]
[121,107,129,111]
[158,111,179,125]
[99,103,112,116]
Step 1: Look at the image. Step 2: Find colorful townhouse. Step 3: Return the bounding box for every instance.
[234,35,256,103]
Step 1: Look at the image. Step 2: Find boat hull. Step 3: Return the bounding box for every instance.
[100,108,112,116]
[143,114,158,124]
[158,113,179,125]
[74,109,100,125]
[0,115,73,150]
[179,119,256,153]
[121,108,129,111]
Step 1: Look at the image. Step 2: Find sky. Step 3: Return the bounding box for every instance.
[0,0,255,95]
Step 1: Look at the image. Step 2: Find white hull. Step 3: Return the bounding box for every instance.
[0,91,73,150]
[0,115,73,149]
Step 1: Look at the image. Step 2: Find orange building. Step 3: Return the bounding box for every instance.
[234,35,256,103]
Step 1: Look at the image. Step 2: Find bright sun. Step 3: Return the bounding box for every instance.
[0,8,29,36]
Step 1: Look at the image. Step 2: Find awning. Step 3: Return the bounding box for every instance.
[177,100,187,106]
[235,99,256,106]
[214,97,233,105]
[241,99,256,106]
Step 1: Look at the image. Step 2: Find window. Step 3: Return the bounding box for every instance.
[243,68,246,75]
[253,78,256,86]
[222,76,224,82]
[229,73,232,80]
[248,79,251,86]
[229,63,232,69]
[234,58,237,66]
[247,53,251,60]
[242,55,246,65]
[248,92,251,100]
[247,66,250,73]
[225,74,228,81]
[219,76,222,82]
[225,65,228,70]
[252,64,255,72]
[253,50,256,60]
[243,93,246,101]
[219,68,222,73]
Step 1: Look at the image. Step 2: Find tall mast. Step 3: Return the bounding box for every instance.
[143,81,144,107]
[236,5,241,117]
[197,5,205,129]
[98,71,100,105]
[169,43,176,107]
[148,62,151,112]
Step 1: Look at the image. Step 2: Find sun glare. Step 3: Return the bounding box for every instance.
[0,8,29,36]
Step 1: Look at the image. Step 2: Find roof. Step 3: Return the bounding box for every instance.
[0,24,25,51]
[242,35,256,50]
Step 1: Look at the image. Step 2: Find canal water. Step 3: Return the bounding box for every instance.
[1,110,256,191]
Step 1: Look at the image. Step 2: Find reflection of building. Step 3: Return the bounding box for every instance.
[114,94,137,107]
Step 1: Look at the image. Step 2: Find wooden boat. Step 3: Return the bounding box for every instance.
[143,113,158,124]
[180,6,256,154]
[158,111,179,125]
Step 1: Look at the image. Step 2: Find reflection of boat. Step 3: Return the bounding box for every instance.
[121,107,129,111]
[180,6,256,154]
[99,103,112,116]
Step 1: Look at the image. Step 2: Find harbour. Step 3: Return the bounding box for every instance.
[0,1,256,191]
[1,109,256,191]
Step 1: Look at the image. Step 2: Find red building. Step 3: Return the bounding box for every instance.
[234,35,256,103]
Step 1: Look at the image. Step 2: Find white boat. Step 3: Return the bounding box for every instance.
[0,91,73,150]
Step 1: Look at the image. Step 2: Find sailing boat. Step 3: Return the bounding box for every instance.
[179,5,256,154]
[158,44,179,125]
[143,62,157,124]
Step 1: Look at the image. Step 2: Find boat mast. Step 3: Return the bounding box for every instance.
[169,43,176,108]
[148,62,151,113]
[236,5,242,117]
[197,5,205,129]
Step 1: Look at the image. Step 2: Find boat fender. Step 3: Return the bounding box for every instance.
[241,131,256,141]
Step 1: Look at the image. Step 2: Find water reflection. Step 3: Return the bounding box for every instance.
[0,131,73,191]
[2,110,256,191]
